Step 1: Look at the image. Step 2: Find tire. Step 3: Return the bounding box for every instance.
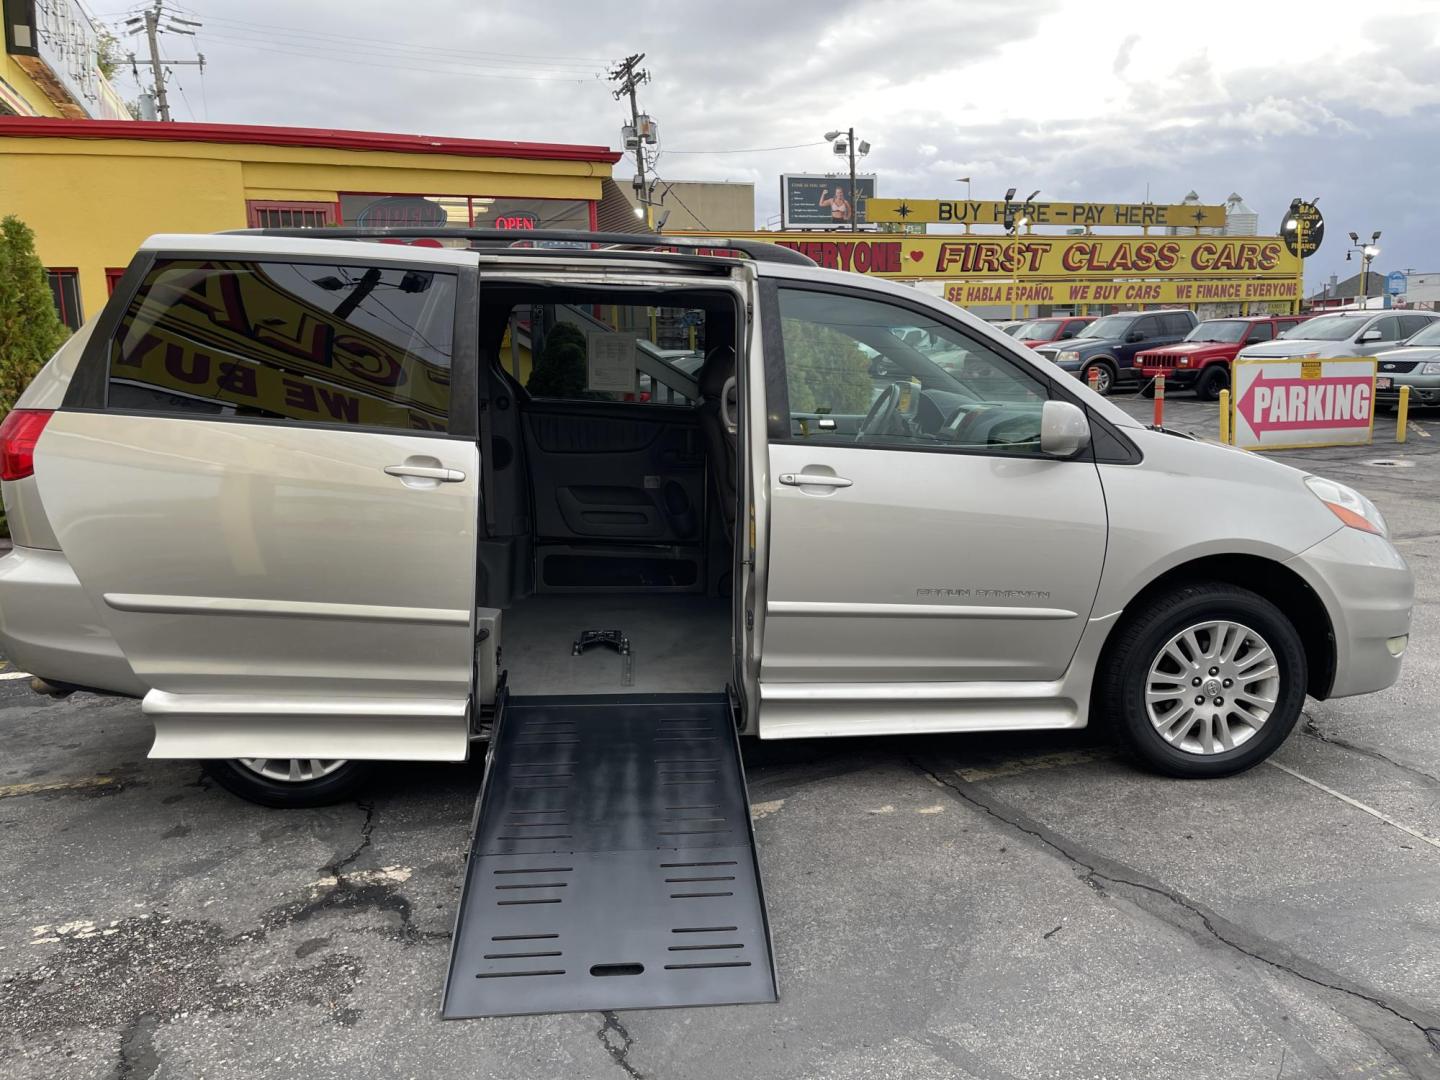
[1098,583,1307,779]
[1081,359,1117,396]
[202,758,374,808]
[1195,366,1229,402]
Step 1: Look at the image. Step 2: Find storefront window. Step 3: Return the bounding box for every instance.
[338,194,589,230]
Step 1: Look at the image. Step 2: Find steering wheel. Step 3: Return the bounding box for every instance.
[857,381,906,440]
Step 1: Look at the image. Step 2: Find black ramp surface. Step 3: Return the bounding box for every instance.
[443,693,777,1018]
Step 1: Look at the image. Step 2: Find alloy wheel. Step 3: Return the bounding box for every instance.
[236,758,349,783]
[1143,620,1280,755]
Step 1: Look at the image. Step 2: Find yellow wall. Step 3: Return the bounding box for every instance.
[1,134,611,318]
[1,55,63,117]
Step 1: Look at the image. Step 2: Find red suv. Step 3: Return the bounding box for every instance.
[1012,315,1094,347]
[1135,315,1312,400]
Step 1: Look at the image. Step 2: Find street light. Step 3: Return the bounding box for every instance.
[1004,188,1040,319]
[1345,230,1382,307]
[824,128,870,233]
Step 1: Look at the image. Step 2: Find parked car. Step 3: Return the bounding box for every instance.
[1012,315,1095,348]
[1135,315,1311,401]
[1236,310,1440,361]
[0,229,1411,807]
[1374,319,1440,409]
[993,320,1027,336]
[1036,309,1198,394]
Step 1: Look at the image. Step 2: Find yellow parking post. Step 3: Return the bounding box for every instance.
[1219,388,1231,444]
[1397,385,1410,444]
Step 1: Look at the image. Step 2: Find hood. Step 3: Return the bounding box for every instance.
[1376,345,1440,364]
[1054,337,1120,352]
[1141,340,1230,356]
[1235,339,1343,359]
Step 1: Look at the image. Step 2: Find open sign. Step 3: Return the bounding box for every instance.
[490,212,538,230]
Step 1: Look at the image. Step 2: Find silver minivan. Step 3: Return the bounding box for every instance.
[0,230,1413,805]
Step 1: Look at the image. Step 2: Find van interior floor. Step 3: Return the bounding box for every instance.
[499,595,732,695]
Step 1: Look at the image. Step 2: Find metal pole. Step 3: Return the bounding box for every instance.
[1219,388,1231,444]
[1294,213,1304,316]
[848,126,857,234]
[145,4,171,122]
[1397,385,1411,443]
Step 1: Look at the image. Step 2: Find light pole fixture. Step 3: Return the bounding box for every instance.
[1346,230,1382,306]
[1003,188,1040,319]
[824,129,870,233]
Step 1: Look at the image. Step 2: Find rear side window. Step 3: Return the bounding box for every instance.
[1161,312,1193,336]
[107,259,456,433]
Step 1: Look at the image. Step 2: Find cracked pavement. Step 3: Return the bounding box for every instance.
[2,403,1439,1078]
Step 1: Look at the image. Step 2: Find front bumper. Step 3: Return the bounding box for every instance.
[1376,376,1440,405]
[1136,368,1199,388]
[1287,527,1413,699]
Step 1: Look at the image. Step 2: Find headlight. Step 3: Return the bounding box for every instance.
[1304,475,1388,537]
[1177,357,1190,367]
[1420,362,1440,375]
[1056,350,1079,363]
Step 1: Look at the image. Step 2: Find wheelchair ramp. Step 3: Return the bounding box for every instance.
[443,692,777,1018]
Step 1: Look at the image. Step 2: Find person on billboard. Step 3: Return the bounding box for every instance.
[818,185,852,223]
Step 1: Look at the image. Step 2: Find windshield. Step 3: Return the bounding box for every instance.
[1000,323,1025,336]
[1015,319,1065,339]
[1403,321,1440,347]
[1075,314,1133,340]
[1185,320,1249,343]
[1279,314,1366,341]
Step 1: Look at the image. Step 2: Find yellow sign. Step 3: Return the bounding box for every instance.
[865,199,1226,229]
[939,279,1300,306]
[677,233,1299,280]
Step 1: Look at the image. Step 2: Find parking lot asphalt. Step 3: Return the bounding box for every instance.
[3,395,1440,1080]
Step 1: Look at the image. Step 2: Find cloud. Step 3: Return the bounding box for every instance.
[1113,33,1140,77]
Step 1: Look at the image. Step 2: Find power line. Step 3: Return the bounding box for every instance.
[196,35,606,84]
[661,141,828,155]
[160,7,616,66]
[652,177,710,231]
[194,27,607,79]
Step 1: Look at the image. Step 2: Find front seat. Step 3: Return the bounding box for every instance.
[696,345,738,531]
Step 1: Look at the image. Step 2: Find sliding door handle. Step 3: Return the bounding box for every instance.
[385,464,467,483]
[779,472,852,489]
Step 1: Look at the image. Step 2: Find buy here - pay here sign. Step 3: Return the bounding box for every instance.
[1232,358,1376,450]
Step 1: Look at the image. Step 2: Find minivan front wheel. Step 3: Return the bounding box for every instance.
[1100,584,1307,778]
[203,758,373,808]
[1080,360,1116,395]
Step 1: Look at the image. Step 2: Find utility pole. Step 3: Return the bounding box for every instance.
[845,126,857,234]
[124,2,204,123]
[610,54,654,227]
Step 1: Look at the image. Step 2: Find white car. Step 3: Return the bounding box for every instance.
[1237,310,1440,360]
[0,228,1413,808]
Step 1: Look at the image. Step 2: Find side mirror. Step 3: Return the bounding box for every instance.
[1060,330,1075,339]
[1126,331,1145,343]
[1358,329,1382,343]
[1040,400,1091,458]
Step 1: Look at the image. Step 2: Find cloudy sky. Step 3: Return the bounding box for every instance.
[97,0,1440,292]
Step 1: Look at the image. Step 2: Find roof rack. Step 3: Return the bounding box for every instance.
[222,227,817,267]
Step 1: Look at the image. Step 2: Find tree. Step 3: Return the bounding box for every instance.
[95,31,122,81]
[526,321,589,398]
[780,318,873,414]
[0,216,67,420]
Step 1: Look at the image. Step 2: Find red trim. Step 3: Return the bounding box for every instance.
[589,200,599,231]
[0,117,622,164]
[105,267,126,295]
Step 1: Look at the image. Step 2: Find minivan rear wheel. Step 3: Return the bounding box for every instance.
[1099,583,1306,778]
[203,758,373,808]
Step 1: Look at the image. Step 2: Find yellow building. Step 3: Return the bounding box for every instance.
[0,116,623,325]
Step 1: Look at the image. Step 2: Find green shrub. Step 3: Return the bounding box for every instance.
[0,215,69,537]
[526,321,589,398]
[780,318,872,414]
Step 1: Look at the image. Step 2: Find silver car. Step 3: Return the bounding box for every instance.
[1237,309,1440,360]
[0,230,1413,805]
[1374,319,1440,408]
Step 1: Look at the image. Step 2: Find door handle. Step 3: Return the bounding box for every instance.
[385,464,467,483]
[779,472,852,488]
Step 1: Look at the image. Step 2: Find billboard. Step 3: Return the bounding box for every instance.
[675,232,1300,281]
[939,280,1299,307]
[781,174,878,229]
[1232,359,1375,450]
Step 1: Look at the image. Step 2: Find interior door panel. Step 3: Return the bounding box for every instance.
[521,401,708,588]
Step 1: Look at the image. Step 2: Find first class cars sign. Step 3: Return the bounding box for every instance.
[677,233,1301,280]
[1232,358,1376,450]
